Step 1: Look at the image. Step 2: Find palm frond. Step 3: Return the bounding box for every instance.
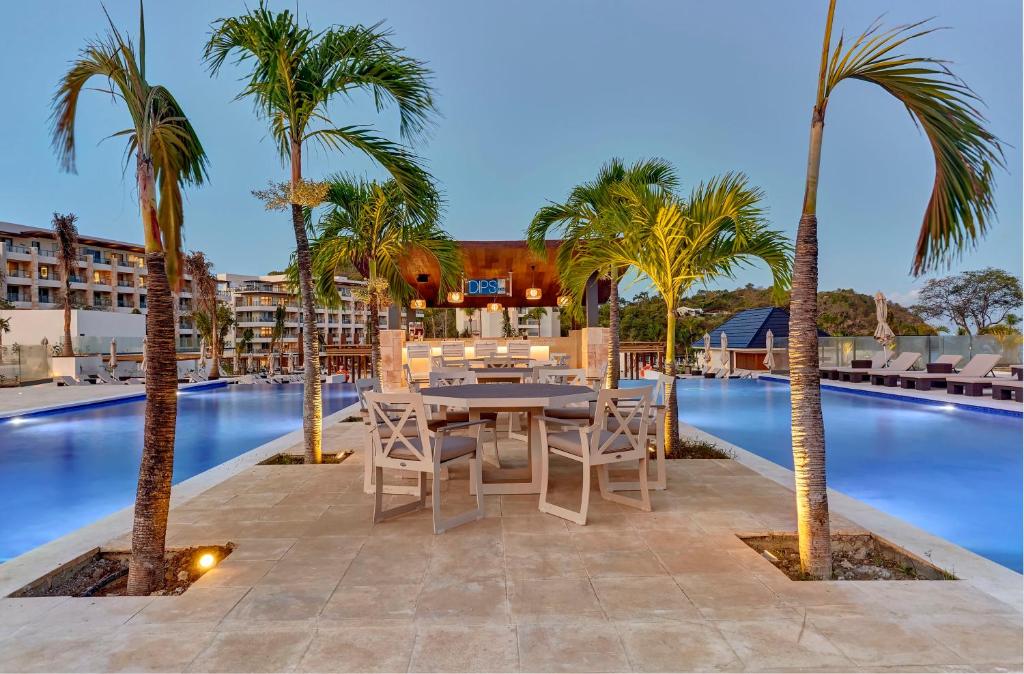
[824,19,1004,274]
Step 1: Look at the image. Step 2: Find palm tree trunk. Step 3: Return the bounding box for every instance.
[607,270,620,388]
[367,267,381,379]
[63,280,74,356]
[663,305,681,456]
[126,250,178,595]
[126,154,179,596]
[788,7,834,574]
[290,141,322,464]
[208,306,220,380]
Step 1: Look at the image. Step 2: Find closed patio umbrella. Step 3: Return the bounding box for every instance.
[197,338,207,371]
[140,337,147,373]
[109,338,118,373]
[702,332,712,371]
[763,329,776,371]
[719,332,729,374]
[874,291,896,358]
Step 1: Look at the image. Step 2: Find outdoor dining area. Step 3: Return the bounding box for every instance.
[355,352,673,534]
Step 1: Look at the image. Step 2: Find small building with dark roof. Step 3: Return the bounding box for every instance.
[691,306,829,372]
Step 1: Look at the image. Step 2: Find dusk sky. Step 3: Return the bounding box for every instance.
[1,1,1020,307]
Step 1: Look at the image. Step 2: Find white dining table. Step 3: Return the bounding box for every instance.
[419,382,596,495]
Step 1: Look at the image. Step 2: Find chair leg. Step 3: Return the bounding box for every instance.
[431,459,486,534]
[490,425,503,468]
[373,468,426,523]
[537,452,591,526]
[597,461,651,512]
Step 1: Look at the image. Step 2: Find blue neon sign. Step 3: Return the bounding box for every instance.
[465,278,508,296]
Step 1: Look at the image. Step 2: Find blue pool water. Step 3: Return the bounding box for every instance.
[0,384,357,561]
[668,378,1023,572]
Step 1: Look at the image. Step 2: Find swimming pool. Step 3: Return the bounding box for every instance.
[0,383,357,561]
[668,378,1023,572]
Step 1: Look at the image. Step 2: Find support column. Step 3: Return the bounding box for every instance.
[379,328,406,392]
[579,326,610,382]
[585,274,599,328]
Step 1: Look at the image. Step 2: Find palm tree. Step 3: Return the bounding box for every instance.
[0,316,10,347]
[52,213,79,356]
[268,304,287,375]
[561,175,791,458]
[183,252,219,380]
[528,158,678,388]
[462,308,477,337]
[789,0,1004,578]
[307,176,458,378]
[237,327,255,373]
[205,4,436,465]
[52,4,207,595]
[193,303,234,365]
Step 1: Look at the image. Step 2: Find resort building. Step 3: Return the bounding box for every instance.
[695,306,826,372]
[218,272,387,367]
[0,220,199,351]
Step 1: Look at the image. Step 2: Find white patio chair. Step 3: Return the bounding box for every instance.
[365,391,488,534]
[474,340,498,359]
[440,341,467,366]
[405,343,432,388]
[358,377,419,496]
[537,385,655,525]
[506,340,532,360]
[606,372,672,492]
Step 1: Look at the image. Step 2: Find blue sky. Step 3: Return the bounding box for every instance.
[1,1,1020,306]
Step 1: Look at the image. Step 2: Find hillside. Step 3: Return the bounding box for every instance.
[614,284,936,342]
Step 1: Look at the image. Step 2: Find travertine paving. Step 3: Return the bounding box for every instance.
[0,421,1020,672]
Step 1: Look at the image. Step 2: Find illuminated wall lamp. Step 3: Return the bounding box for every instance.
[486,302,503,313]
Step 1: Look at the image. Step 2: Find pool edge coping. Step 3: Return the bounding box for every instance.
[0,401,361,598]
[678,421,1023,612]
[0,380,229,421]
[759,374,1024,417]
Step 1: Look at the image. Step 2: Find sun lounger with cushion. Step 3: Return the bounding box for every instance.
[898,354,1001,391]
[826,352,890,381]
[991,380,1023,402]
[946,376,1000,396]
[859,352,922,386]
[55,375,90,386]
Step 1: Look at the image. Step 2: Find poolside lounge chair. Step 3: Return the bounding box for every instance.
[94,371,128,385]
[55,375,90,386]
[899,354,1001,392]
[365,391,488,534]
[537,386,654,525]
[991,380,1023,402]
[855,351,922,385]
[829,352,891,382]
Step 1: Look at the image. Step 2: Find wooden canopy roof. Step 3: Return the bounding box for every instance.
[400,240,611,309]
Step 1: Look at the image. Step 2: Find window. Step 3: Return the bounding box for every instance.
[39,288,51,303]
[38,266,49,279]
[93,271,101,284]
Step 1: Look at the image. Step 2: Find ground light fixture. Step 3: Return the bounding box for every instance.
[197,553,217,570]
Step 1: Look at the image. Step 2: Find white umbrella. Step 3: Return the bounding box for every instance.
[140,337,147,373]
[702,332,712,371]
[763,329,776,371]
[197,338,207,371]
[719,332,729,374]
[109,338,118,372]
[873,291,896,358]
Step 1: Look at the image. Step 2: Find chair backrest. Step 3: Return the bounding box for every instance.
[960,353,1002,377]
[402,364,422,391]
[933,354,964,368]
[406,343,432,360]
[869,351,891,368]
[647,372,674,407]
[535,368,586,385]
[506,340,531,358]
[474,341,498,358]
[364,391,433,465]
[591,362,608,389]
[429,369,478,387]
[355,377,381,411]
[441,341,466,359]
[884,352,921,372]
[591,386,653,456]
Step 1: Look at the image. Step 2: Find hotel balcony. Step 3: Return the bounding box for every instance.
[4,270,32,285]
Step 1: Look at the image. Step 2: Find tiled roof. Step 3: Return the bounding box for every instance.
[691,306,829,348]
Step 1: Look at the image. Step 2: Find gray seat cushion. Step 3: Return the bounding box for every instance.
[547,430,635,457]
[442,410,499,422]
[383,435,477,462]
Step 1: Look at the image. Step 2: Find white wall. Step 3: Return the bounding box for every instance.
[0,309,145,353]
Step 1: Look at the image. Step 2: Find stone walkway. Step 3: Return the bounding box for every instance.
[0,421,1020,672]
